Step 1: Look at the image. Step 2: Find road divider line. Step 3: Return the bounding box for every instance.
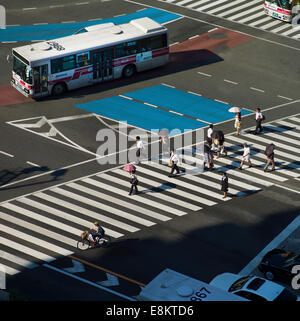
[26,161,41,168]
[188,35,199,39]
[22,7,37,10]
[250,87,265,93]
[198,71,212,77]
[0,151,14,158]
[224,79,238,85]
[277,95,293,101]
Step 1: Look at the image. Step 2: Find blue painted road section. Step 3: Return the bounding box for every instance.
[75,96,207,136]
[125,85,253,124]
[0,8,181,42]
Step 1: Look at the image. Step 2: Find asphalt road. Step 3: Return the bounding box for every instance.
[1,0,300,302]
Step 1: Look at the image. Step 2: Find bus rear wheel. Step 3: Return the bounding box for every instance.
[52,82,67,96]
[122,64,136,78]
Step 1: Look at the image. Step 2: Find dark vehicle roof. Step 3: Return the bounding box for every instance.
[262,249,300,268]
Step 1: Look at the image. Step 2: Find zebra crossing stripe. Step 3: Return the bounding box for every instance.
[225,141,300,173]
[259,19,283,30]
[145,162,231,200]
[289,117,300,124]
[238,11,265,23]
[226,149,298,179]
[0,235,55,263]
[275,120,300,130]
[0,209,77,248]
[114,168,210,208]
[176,0,194,6]
[0,223,73,256]
[1,202,82,236]
[186,0,210,9]
[214,155,288,182]
[271,24,291,33]
[147,161,247,196]
[207,0,246,15]
[248,16,271,27]
[0,251,38,270]
[229,5,262,21]
[228,135,300,162]
[262,132,299,146]
[0,262,19,276]
[218,0,261,17]
[17,197,102,234]
[67,182,155,227]
[102,172,202,212]
[34,193,124,238]
[137,166,221,203]
[196,0,229,11]
[50,187,140,233]
[263,124,300,138]
[82,177,174,220]
[202,170,261,192]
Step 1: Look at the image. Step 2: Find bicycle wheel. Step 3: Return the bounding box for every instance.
[77,238,90,250]
[99,235,111,248]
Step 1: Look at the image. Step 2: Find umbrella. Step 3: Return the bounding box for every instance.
[158,129,170,136]
[123,164,136,172]
[228,107,241,113]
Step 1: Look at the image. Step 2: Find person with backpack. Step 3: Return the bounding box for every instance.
[254,108,265,134]
[264,143,275,172]
[89,221,105,246]
[214,130,227,159]
[129,170,139,195]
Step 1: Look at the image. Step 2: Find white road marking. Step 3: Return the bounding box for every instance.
[224,79,238,85]
[22,7,37,10]
[208,27,218,32]
[34,192,124,238]
[67,182,155,227]
[198,71,212,77]
[0,151,14,157]
[188,91,202,96]
[277,95,293,101]
[44,264,136,301]
[84,176,179,218]
[0,251,38,270]
[214,99,229,104]
[274,184,300,194]
[250,87,265,93]
[238,11,265,23]
[26,161,41,168]
[218,0,261,17]
[189,35,199,39]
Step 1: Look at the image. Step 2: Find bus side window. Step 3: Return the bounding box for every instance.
[138,38,151,52]
[150,34,167,50]
[76,52,90,67]
[126,41,137,55]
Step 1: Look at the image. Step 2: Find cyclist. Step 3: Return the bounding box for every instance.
[90,221,105,246]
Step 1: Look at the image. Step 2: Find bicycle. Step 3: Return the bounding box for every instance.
[77,230,111,250]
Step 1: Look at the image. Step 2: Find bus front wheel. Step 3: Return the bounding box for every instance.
[52,82,67,96]
[122,64,136,78]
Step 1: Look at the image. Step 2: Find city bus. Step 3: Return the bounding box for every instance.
[11,17,169,98]
[264,0,300,22]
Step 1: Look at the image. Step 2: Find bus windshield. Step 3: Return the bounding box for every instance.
[278,0,292,9]
[13,56,33,84]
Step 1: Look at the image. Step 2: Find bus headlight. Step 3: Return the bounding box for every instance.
[24,88,29,94]
[11,78,15,84]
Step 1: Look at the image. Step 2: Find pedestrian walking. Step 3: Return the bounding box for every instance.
[135,136,145,164]
[220,172,228,199]
[239,143,252,170]
[168,149,180,177]
[264,143,275,172]
[207,124,214,148]
[128,170,139,196]
[213,130,227,158]
[254,108,264,135]
[234,112,242,136]
[203,143,214,170]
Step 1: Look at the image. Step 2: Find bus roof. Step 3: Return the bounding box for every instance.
[12,17,167,66]
[137,269,248,301]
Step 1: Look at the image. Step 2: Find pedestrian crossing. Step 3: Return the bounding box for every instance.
[1,114,300,277]
[158,0,300,40]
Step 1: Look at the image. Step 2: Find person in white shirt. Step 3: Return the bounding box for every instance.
[135,136,145,164]
[168,150,180,177]
[239,143,252,170]
[254,108,263,134]
[207,124,214,148]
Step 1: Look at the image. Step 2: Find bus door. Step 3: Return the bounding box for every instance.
[92,49,113,81]
[103,49,113,81]
[33,64,49,95]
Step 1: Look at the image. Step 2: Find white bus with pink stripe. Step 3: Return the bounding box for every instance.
[11,17,169,98]
[264,0,300,22]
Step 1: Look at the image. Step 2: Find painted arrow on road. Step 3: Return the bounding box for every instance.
[98,273,119,287]
[63,260,85,273]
